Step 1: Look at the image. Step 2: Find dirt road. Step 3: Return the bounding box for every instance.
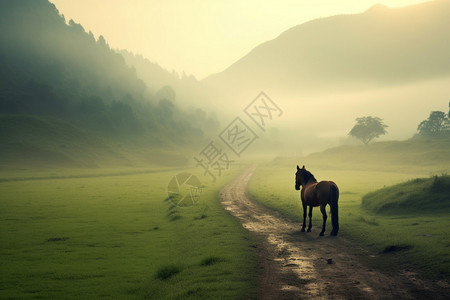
[220,166,449,299]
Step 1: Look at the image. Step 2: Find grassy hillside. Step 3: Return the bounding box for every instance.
[0,114,122,168]
[362,175,450,214]
[278,136,450,173]
[0,114,190,169]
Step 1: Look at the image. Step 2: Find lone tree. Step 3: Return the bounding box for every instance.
[348,116,388,145]
[417,111,450,136]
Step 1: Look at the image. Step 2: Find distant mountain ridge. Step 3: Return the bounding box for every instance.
[119,50,198,95]
[204,0,450,94]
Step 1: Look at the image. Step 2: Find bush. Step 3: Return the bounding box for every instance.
[155,264,181,280]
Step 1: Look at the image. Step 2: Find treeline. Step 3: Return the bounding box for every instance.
[417,107,450,138]
[0,0,217,144]
[348,104,450,145]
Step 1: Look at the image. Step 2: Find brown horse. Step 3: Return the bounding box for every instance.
[295,165,339,236]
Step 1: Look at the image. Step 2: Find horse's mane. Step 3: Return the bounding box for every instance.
[301,169,317,184]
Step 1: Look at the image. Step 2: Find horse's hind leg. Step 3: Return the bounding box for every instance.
[307,206,313,232]
[319,205,327,236]
[301,203,307,232]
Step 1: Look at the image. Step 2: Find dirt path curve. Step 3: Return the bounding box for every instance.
[220,166,449,300]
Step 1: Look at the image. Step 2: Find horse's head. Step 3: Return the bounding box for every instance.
[295,165,316,190]
[295,165,305,190]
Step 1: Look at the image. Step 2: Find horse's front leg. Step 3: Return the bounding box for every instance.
[307,206,313,232]
[301,203,307,232]
[319,205,327,236]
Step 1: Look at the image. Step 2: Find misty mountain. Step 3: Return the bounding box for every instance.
[0,0,214,167]
[119,50,220,124]
[119,50,197,95]
[204,0,450,95]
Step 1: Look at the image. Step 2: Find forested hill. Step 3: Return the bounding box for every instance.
[0,0,216,168]
[119,50,209,114]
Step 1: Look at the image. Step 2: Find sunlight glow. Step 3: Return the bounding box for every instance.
[49,0,430,79]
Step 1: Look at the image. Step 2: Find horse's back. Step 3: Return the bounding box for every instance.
[325,181,338,191]
[316,181,339,203]
[302,180,339,206]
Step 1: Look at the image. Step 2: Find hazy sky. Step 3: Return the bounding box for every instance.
[50,0,430,80]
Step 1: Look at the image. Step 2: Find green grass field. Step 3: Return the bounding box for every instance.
[0,166,258,299]
[2,138,449,299]
[247,140,450,278]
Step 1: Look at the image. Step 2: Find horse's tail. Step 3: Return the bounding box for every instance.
[329,184,339,236]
